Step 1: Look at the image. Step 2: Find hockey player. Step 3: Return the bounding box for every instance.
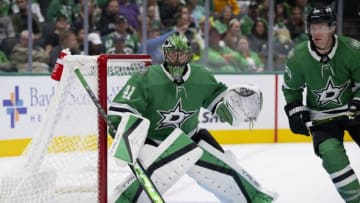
[108,32,277,202]
[282,6,360,203]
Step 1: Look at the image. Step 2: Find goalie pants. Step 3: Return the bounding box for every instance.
[311,119,360,203]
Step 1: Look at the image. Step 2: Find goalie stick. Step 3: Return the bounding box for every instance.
[306,111,360,128]
[74,68,164,203]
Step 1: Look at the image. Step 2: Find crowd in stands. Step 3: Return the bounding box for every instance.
[0,0,323,73]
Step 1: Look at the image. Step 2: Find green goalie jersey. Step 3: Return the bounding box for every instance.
[109,63,227,141]
[283,35,360,111]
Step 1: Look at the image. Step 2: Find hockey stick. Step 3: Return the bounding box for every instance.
[306,111,360,128]
[74,68,164,203]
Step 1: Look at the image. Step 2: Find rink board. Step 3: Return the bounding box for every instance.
[0,130,354,157]
[0,74,355,157]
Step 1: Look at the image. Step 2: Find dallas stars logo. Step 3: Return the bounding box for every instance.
[156,99,196,130]
[312,77,349,106]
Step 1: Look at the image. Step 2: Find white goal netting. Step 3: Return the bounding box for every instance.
[0,54,151,203]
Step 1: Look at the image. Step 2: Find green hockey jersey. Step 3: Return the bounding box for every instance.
[109,63,227,141]
[282,35,360,111]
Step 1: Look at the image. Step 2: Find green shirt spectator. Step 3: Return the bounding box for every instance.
[0,0,10,16]
[46,0,76,23]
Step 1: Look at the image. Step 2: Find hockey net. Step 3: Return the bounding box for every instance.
[0,54,152,203]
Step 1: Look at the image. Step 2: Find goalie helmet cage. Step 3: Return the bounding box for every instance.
[0,54,152,203]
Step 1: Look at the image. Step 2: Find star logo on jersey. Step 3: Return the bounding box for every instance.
[312,77,349,106]
[156,99,196,130]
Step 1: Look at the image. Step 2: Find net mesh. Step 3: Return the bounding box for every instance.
[0,54,150,203]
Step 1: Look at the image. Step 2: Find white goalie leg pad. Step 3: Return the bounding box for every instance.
[110,128,203,203]
[187,141,277,203]
[110,113,150,166]
[224,84,263,126]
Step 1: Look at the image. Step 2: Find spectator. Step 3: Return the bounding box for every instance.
[44,14,70,54]
[49,30,79,71]
[158,0,183,28]
[145,3,162,30]
[272,25,294,71]
[119,0,140,30]
[139,0,160,23]
[97,0,120,36]
[10,30,49,72]
[286,6,307,43]
[88,32,103,55]
[273,24,294,55]
[46,0,76,24]
[0,0,10,16]
[11,0,45,22]
[0,2,15,45]
[185,0,205,25]
[178,4,196,29]
[110,34,127,54]
[258,0,268,17]
[11,0,41,38]
[274,2,290,26]
[223,18,242,51]
[213,5,234,35]
[0,49,13,72]
[211,0,240,17]
[293,0,311,14]
[235,36,264,72]
[240,2,259,36]
[206,27,236,72]
[247,18,268,55]
[103,15,139,54]
[71,0,101,32]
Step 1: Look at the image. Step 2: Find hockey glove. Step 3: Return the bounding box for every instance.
[347,98,360,119]
[284,102,310,136]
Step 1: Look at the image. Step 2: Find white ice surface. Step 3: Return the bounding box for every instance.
[0,142,359,203]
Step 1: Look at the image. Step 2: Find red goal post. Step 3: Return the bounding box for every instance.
[97,54,152,203]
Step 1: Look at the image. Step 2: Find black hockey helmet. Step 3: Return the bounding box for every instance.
[306,6,336,26]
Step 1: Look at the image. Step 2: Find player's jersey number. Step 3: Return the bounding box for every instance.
[122,85,135,100]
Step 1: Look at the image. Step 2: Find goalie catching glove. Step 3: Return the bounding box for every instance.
[215,84,263,127]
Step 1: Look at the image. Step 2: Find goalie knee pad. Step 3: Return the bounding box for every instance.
[187,141,277,203]
[110,128,203,203]
[319,138,360,202]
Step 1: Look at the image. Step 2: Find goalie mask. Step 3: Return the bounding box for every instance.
[162,32,192,83]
